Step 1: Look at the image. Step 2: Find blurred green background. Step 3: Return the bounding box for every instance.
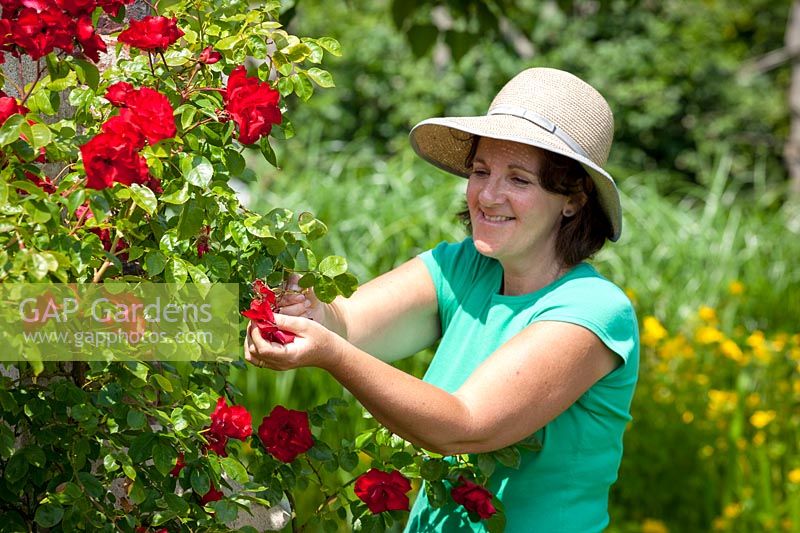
[232,1,800,531]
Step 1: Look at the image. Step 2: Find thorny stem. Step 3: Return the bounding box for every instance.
[285,490,299,533]
[19,59,47,105]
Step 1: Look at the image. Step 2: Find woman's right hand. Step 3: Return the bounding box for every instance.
[276,274,346,338]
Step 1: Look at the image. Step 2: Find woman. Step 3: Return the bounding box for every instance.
[245,68,639,532]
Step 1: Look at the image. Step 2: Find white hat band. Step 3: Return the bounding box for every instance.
[488,104,590,160]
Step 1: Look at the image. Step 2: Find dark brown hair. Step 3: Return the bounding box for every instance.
[459,136,613,267]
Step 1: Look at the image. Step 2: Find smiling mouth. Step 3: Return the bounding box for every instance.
[478,210,515,223]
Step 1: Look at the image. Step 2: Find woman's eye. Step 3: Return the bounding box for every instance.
[470,168,489,177]
[511,176,530,185]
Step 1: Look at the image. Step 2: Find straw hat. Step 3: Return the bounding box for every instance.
[409,67,621,241]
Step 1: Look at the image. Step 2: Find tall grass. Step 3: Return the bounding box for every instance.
[234,134,800,531]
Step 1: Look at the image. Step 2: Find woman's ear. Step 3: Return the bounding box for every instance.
[562,191,588,218]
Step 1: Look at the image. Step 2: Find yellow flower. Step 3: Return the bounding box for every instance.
[625,287,638,305]
[641,518,669,533]
[642,316,668,347]
[772,332,788,351]
[745,393,760,408]
[723,502,742,519]
[700,445,714,458]
[729,280,744,295]
[794,380,800,395]
[753,431,766,446]
[708,390,738,416]
[682,411,694,424]
[660,334,694,360]
[782,519,795,532]
[712,517,727,531]
[720,339,745,363]
[695,374,710,386]
[788,468,800,484]
[698,306,717,323]
[696,326,724,344]
[746,331,765,348]
[750,410,776,429]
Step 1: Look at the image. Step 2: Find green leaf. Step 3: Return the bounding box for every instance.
[34,503,64,528]
[153,441,177,476]
[221,456,249,484]
[292,72,314,101]
[306,68,335,88]
[180,105,197,131]
[28,123,52,150]
[129,183,157,215]
[129,478,146,504]
[126,409,147,430]
[190,467,210,495]
[0,114,25,147]
[276,76,294,97]
[77,472,104,499]
[144,251,167,276]
[129,432,156,463]
[165,258,188,287]
[226,150,246,176]
[298,212,327,240]
[420,458,446,481]
[492,446,521,469]
[317,37,342,56]
[153,373,174,393]
[160,182,190,204]
[407,24,439,57]
[72,59,99,89]
[182,155,214,188]
[334,272,358,297]
[259,137,277,167]
[283,42,312,62]
[319,255,347,277]
[476,453,496,477]
[209,500,238,522]
[337,449,358,472]
[177,198,205,240]
[215,35,240,50]
[390,451,413,468]
[243,215,273,238]
[4,453,29,483]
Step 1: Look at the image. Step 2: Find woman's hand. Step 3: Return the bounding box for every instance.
[275,274,347,337]
[244,314,342,371]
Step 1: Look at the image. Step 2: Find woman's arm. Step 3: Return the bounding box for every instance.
[278,257,440,362]
[245,315,619,455]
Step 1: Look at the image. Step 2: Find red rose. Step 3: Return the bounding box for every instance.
[257,405,313,463]
[198,46,221,64]
[0,94,27,127]
[96,0,134,17]
[118,16,184,52]
[0,19,14,61]
[450,477,497,520]
[80,130,150,189]
[224,66,282,145]
[169,452,185,477]
[75,15,107,63]
[199,483,224,505]
[354,469,412,514]
[25,172,56,194]
[210,397,252,440]
[241,280,295,344]
[12,7,75,60]
[118,88,176,145]
[105,82,136,107]
[55,0,96,16]
[204,430,228,457]
[100,114,146,150]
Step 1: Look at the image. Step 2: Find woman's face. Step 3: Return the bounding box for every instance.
[466,138,574,267]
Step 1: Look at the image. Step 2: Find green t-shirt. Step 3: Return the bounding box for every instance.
[404,238,639,533]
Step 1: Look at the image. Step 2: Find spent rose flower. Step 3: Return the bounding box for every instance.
[354,469,412,514]
[450,477,497,519]
[198,46,221,64]
[257,405,313,463]
[241,280,295,344]
[25,172,56,194]
[196,225,211,258]
[224,65,282,145]
[209,397,252,440]
[118,16,184,51]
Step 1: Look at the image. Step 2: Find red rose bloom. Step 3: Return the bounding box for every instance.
[118,16,184,52]
[450,477,497,519]
[257,405,313,463]
[96,0,134,17]
[241,280,295,344]
[169,452,185,477]
[199,483,224,505]
[196,225,210,258]
[115,87,176,145]
[354,469,412,514]
[105,81,136,107]
[80,131,150,189]
[55,0,97,16]
[75,15,107,63]
[25,172,56,194]
[0,94,28,125]
[0,19,14,61]
[204,430,228,457]
[224,65,282,145]
[198,46,221,64]
[12,7,75,60]
[209,397,252,440]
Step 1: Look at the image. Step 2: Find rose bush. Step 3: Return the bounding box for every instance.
[0,0,534,530]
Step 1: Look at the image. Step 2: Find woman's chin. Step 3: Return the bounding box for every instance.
[472,238,501,258]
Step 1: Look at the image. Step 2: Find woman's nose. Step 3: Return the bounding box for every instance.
[478,176,504,205]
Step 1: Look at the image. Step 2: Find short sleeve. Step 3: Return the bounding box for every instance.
[532,273,639,367]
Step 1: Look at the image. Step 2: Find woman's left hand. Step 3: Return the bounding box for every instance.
[244,313,341,371]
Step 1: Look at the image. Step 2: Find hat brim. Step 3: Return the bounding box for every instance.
[409,115,622,242]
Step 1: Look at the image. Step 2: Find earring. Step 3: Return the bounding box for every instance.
[563,209,575,217]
